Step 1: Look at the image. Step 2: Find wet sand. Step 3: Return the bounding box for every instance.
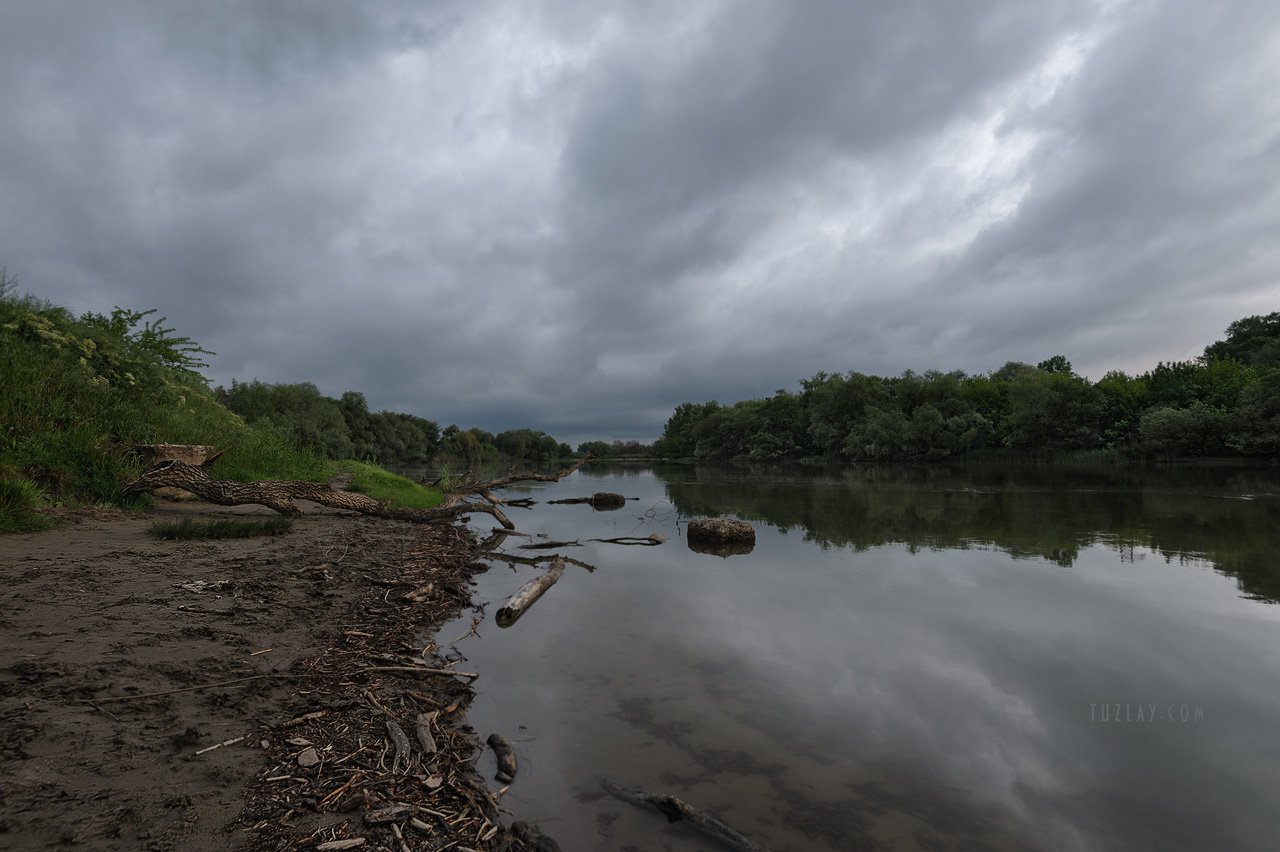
[0,500,548,851]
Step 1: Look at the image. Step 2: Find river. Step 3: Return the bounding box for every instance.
[433,462,1280,851]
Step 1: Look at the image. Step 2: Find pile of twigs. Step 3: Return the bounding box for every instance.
[237,522,557,851]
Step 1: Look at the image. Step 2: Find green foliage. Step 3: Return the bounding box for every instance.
[578,439,656,458]
[335,460,444,509]
[1097,371,1148,446]
[493,428,564,462]
[1143,359,1257,410]
[439,425,501,464]
[654,314,1280,462]
[220,380,355,459]
[1037,355,1073,374]
[1139,402,1227,457]
[0,282,327,530]
[222,382,441,465]
[0,477,55,533]
[1226,372,1280,456]
[1204,312,1280,368]
[1003,369,1106,450]
[147,515,295,540]
[652,401,722,458]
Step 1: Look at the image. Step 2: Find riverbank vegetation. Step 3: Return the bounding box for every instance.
[0,277,453,530]
[653,314,1280,462]
[575,439,657,459]
[219,380,575,466]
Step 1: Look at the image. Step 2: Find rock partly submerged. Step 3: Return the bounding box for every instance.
[686,517,756,557]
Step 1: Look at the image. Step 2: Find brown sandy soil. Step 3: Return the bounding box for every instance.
[0,500,549,851]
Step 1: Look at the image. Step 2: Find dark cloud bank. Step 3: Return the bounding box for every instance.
[3,0,1277,443]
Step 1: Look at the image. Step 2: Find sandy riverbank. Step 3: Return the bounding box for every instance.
[0,500,557,851]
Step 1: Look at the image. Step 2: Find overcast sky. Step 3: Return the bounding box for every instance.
[3,1,1278,443]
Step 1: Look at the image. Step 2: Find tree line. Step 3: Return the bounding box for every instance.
[652,313,1280,461]
[216,380,574,466]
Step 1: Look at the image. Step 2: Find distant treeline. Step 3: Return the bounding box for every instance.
[575,439,656,458]
[217,380,574,466]
[653,313,1280,461]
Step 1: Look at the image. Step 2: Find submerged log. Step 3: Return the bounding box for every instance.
[510,821,562,852]
[517,534,666,550]
[484,552,598,573]
[486,733,518,783]
[548,492,630,510]
[495,556,566,627]
[687,517,756,545]
[601,779,774,852]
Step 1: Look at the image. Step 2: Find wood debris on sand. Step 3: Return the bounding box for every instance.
[239,521,561,851]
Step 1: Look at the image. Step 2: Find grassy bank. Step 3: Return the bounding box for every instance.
[0,281,439,531]
[335,460,444,509]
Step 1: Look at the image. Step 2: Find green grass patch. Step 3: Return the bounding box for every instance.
[336,460,443,509]
[147,515,295,540]
[0,477,55,533]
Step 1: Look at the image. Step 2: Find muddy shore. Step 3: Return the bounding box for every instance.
[0,500,557,851]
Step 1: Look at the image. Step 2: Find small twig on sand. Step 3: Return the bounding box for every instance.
[195,735,246,756]
[88,701,121,721]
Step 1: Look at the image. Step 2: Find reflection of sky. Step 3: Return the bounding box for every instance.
[444,469,1280,851]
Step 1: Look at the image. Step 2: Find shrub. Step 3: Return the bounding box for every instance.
[0,478,54,533]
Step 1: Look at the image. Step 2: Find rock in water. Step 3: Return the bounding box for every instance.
[687,517,755,545]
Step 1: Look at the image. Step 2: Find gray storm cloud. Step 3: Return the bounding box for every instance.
[2,0,1277,442]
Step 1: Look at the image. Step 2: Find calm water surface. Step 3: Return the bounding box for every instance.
[435,463,1280,851]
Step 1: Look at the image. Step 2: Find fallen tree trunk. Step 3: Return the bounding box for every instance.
[601,779,774,852]
[495,556,566,627]
[121,453,585,529]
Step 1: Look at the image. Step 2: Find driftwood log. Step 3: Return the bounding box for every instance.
[517,534,666,550]
[601,779,774,852]
[121,453,586,530]
[495,556,566,627]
